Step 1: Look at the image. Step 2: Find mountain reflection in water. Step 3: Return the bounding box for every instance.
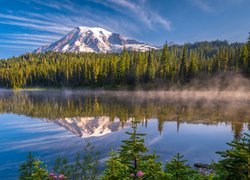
[0,90,249,139]
[50,116,131,138]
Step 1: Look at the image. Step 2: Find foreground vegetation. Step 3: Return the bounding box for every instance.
[19,121,249,179]
[1,34,250,89]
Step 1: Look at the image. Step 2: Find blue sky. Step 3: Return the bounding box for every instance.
[0,0,250,58]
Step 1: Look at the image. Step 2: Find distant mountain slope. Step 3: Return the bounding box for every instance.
[34,26,157,53]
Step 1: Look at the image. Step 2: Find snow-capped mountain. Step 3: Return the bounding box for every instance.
[34,26,158,53]
[46,116,131,138]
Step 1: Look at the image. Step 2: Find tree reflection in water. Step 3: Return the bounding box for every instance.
[0,90,249,139]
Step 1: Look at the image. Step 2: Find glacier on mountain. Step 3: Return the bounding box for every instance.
[34,26,158,53]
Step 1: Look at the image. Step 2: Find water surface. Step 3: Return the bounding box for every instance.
[0,90,249,179]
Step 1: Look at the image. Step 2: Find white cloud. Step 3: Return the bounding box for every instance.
[0,13,56,26]
[93,0,171,30]
[0,34,61,46]
[189,0,214,12]
[23,0,76,12]
[1,0,170,54]
[0,20,72,34]
[0,44,35,50]
[0,39,47,46]
[1,33,61,41]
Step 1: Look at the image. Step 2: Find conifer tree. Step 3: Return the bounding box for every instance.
[117,49,127,83]
[103,151,129,180]
[119,120,148,175]
[134,53,143,82]
[247,32,250,71]
[179,46,188,83]
[19,152,48,179]
[216,133,250,179]
[159,42,170,79]
[19,152,36,179]
[104,119,164,179]
[165,153,195,179]
[240,45,248,68]
[188,50,198,80]
[145,51,155,82]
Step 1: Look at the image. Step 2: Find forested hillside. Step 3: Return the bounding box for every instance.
[0,37,249,88]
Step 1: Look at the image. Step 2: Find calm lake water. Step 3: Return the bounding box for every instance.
[0,90,249,179]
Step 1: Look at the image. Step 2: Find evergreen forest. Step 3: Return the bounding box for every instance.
[0,35,250,89]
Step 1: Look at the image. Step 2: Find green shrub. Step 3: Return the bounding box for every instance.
[215,133,250,180]
[19,152,48,180]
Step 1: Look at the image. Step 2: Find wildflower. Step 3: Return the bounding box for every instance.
[53,175,57,179]
[58,174,65,179]
[130,173,135,177]
[137,170,144,177]
[48,172,55,177]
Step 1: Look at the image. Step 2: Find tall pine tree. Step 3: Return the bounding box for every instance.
[145,51,155,82]
[159,42,170,79]
[247,32,250,71]
[179,46,188,83]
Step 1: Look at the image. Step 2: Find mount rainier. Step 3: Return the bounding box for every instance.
[34,26,158,53]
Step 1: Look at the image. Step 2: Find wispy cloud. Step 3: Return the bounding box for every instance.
[0,5,142,39]
[0,33,61,42]
[0,39,48,46]
[0,44,36,50]
[0,0,171,56]
[0,13,56,26]
[0,12,67,51]
[0,20,72,34]
[0,35,60,49]
[94,0,171,30]
[0,13,73,35]
[23,0,76,12]
[189,0,214,12]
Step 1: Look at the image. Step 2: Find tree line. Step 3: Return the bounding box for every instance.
[0,36,250,88]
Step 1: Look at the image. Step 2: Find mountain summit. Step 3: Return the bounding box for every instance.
[34,26,157,53]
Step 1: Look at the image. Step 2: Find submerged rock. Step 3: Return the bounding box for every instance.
[194,163,211,169]
[194,163,214,175]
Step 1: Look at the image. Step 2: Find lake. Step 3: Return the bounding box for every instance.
[0,90,249,179]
